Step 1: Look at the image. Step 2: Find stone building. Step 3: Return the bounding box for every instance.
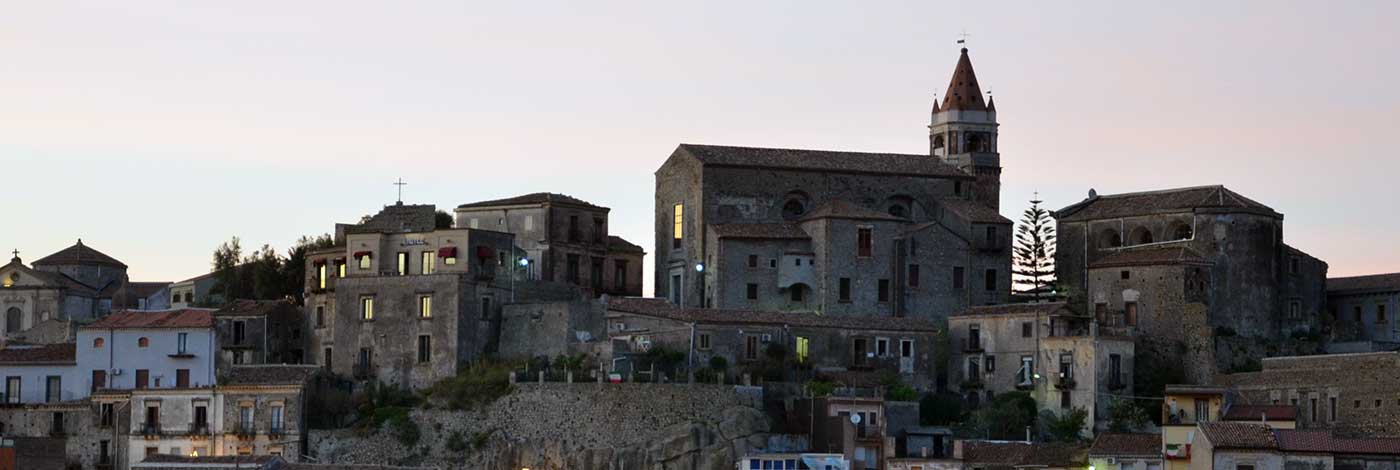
[653,47,1011,320]
[213,300,304,369]
[947,302,1134,433]
[2,241,160,338]
[1326,272,1400,345]
[1216,351,1400,437]
[304,202,519,390]
[455,193,646,297]
[169,272,222,309]
[602,297,941,389]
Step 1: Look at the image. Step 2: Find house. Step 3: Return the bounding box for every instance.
[77,309,218,392]
[215,365,318,461]
[1162,385,1227,470]
[2,240,153,337]
[213,300,304,368]
[169,272,223,309]
[1215,351,1400,436]
[794,396,888,470]
[885,426,958,470]
[1326,272,1400,345]
[1088,433,1162,470]
[1190,422,1280,470]
[0,343,80,403]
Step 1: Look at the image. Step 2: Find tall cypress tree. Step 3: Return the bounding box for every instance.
[1013,197,1057,298]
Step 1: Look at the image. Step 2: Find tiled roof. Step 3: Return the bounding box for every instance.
[608,235,646,254]
[225,365,321,386]
[31,239,127,268]
[82,309,214,330]
[953,302,1073,318]
[939,48,988,112]
[344,203,438,234]
[1276,429,1400,455]
[1165,384,1228,395]
[1223,404,1298,422]
[1089,433,1162,457]
[215,299,297,317]
[457,192,606,210]
[1090,247,1210,268]
[1201,422,1278,450]
[606,297,940,333]
[1328,273,1400,294]
[0,343,76,364]
[801,200,906,222]
[938,198,1011,224]
[711,223,811,240]
[1055,185,1278,222]
[677,144,972,179]
[959,441,1087,468]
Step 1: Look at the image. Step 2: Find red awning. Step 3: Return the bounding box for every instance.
[353,251,372,258]
[312,259,327,266]
[438,246,458,258]
[476,246,494,258]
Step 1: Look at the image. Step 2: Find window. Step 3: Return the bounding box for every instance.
[100,403,114,426]
[1019,356,1034,384]
[360,296,374,321]
[1355,306,1363,323]
[323,347,332,370]
[670,274,682,305]
[338,261,346,278]
[593,218,604,243]
[1355,399,1362,409]
[1330,397,1337,421]
[1022,322,1033,337]
[698,333,711,350]
[748,255,758,268]
[857,228,873,257]
[768,259,777,268]
[1121,270,1130,280]
[782,199,805,219]
[1110,354,1122,386]
[878,279,890,302]
[876,338,889,357]
[1379,304,1388,323]
[985,226,997,246]
[984,269,997,292]
[419,295,432,319]
[138,337,150,348]
[908,264,920,287]
[91,370,106,392]
[240,405,254,433]
[953,266,965,289]
[233,321,245,344]
[1290,257,1300,274]
[1060,391,1071,409]
[567,254,580,283]
[45,376,60,402]
[177,332,188,354]
[900,339,913,358]
[421,251,435,275]
[590,257,604,291]
[417,335,431,363]
[1289,301,1301,319]
[1196,400,1210,422]
[839,278,851,302]
[1059,353,1073,380]
[985,356,995,372]
[1238,465,1255,470]
[233,350,244,365]
[135,369,149,389]
[318,264,327,289]
[358,253,371,270]
[4,377,19,404]
[315,305,325,328]
[176,369,189,388]
[397,252,408,276]
[745,336,759,361]
[93,337,104,348]
[357,348,373,368]
[271,405,284,433]
[1125,302,1138,326]
[568,215,580,242]
[796,336,810,363]
[672,204,684,249]
[614,260,628,291]
[746,284,758,300]
[184,293,193,303]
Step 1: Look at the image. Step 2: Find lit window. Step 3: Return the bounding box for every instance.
[358,254,371,270]
[318,264,327,290]
[419,295,432,319]
[672,204,684,249]
[396,252,408,276]
[421,252,435,275]
[360,297,374,321]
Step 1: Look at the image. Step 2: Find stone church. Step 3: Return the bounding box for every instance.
[0,240,166,339]
[653,47,1011,320]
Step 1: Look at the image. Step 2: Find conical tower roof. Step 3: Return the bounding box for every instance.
[939,48,987,112]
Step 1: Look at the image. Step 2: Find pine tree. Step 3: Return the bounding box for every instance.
[1013,197,1057,298]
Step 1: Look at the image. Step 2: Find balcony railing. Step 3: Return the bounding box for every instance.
[140,423,161,437]
[1108,377,1127,391]
[855,423,885,440]
[962,338,984,353]
[237,423,256,438]
[189,422,211,436]
[270,424,286,437]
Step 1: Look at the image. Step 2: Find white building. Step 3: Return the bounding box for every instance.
[0,343,83,403]
[77,309,218,392]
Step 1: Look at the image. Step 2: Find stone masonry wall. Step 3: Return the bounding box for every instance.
[309,383,770,470]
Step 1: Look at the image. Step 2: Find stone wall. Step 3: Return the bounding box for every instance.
[1217,352,1400,436]
[308,383,771,470]
[498,300,603,361]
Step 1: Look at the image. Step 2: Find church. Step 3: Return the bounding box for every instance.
[653,47,1011,321]
[0,240,169,339]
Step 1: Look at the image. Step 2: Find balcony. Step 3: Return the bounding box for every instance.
[1015,376,1035,390]
[140,423,162,438]
[855,423,885,441]
[353,362,375,379]
[189,422,211,437]
[270,425,286,438]
[237,423,257,439]
[1108,378,1127,391]
[962,338,984,353]
[1164,443,1191,460]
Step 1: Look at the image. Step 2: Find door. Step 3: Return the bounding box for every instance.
[135,369,149,389]
[899,340,915,374]
[176,369,190,388]
[852,338,869,367]
[91,370,106,392]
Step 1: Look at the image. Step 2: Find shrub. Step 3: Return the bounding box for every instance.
[708,355,729,371]
[804,379,836,397]
[445,430,468,452]
[426,363,514,411]
[1042,408,1089,442]
[887,383,918,402]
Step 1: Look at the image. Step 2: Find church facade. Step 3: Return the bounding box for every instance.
[653,47,1011,321]
[1,241,163,339]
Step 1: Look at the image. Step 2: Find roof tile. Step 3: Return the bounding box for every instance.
[32,239,126,268]
[457,192,605,210]
[1090,433,1162,457]
[0,343,76,364]
[1328,273,1400,294]
[82,309,214,330]
[1201,422,1278,450]
[1223,404,1298,422]
[1056,185,1277,222]
[1090,247,1210,269]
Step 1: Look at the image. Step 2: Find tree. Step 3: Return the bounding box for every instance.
[280,234,336,304]
[920,392,965,426]
[435,210,454,229]
[1106,398,1152,433]
[1013,197,1057,298]
[959,392,1037,440]
[211,237,244,305]
[1041,407,1088,442]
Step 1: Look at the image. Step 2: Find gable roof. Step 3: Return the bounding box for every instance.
[82,309,214,330]
[711,223,812,240]
[938,198,1012,224]
[1089,433,1162,458]
[959,441,1087,468]
[675,144,971,179]
[0,343,76,364]
[344,203,438,234]
[457,192,607,210]
[953,302,1073,318]
[1090,247,1211,269]
[940,48,988,112]
[1201,422,1278,450]
[607,235,646,254]
[801,200,906,222]
[606,297,939,333]
[31,239,127,268]
[1223,404,1298,422]
[1328,273,1400,294]
[1055,185,1278,222]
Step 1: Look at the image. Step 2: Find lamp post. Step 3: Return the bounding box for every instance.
[511,256,530,303]
[694,262,705,308]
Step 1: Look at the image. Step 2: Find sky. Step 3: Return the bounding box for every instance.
[3,1,1398,294]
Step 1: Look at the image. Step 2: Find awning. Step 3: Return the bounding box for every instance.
[333,257,346,264]
[476,246,494,258]
[438,246,458,258]
[312,259,326,266]
[353,251,372,258]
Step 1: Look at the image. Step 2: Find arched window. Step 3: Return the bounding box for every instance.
[93,337,104,348]
[5,307,21,333]
[932,135,946,156]
[138,337,149,348]
[1170,222,1193,241]
[967,133,987,153]
[782,200,805,220]
[1130,227,1154,245]
[1099,229,1122,249]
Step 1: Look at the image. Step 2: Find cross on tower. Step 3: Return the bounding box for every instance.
[957,30,970,47]
[10,249,17,259]
[393,178,407,204]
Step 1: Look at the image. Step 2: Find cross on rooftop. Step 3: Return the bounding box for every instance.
[958,30,970,47]
[10,249,17,259]
[393,178,407,204]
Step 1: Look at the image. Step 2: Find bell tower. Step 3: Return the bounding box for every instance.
[930,47,1001,211]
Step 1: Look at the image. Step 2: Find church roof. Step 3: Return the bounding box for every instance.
[937,198,1012,224]
[675,144,971,179]
[0,343,76,365]
[457,192,607,211]
[344,203,438,234]
[801,200,906,222]
[31,239,126,269]
[1054,185,1279,222]
[939,48,988,112]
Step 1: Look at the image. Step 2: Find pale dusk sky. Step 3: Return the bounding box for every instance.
[3,1,1398,294]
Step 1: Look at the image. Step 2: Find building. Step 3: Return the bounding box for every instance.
[1216,351,1400,437]
[77,309,218,393]
[455,193,646,297]
[885,426,958,470]
[1087,433,1162,470]
[1326,272,1400,345]
[654,47,1011,319]
[2,241,153,337]
[214,365,318,461]
[1220,404,1297,429]
[213,300,304,368]
[1161,385,1227,470]
[305,202,520,390]
[1189,422,1281,470]
[795,396,889,470]
[954,440,1089,470]
[1054,186,1328,374]
[0,343,80,404]
[169,272,222,310]
[736,453,849,470]
[948,303,1134,433]
[603,297,941,389]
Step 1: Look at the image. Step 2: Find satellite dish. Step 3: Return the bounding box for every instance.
[850,413,862,425]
